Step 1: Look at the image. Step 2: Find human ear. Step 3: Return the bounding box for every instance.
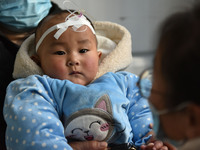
[97,50,102,59]
[185,104,200,139]
[30,54,41,66]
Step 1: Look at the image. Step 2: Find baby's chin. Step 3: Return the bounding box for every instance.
[71,81,86,86]
[55,74,92,86]
[67,78,89,86]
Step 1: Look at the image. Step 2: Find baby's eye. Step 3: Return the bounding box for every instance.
[54,51,66,55]
[79,49,88,53]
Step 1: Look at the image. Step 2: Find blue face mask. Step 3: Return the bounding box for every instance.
[151,103,188,148]
[0,0,52,32]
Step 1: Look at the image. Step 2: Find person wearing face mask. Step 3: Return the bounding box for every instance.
[0,1,62,149]
[138,2,200,150]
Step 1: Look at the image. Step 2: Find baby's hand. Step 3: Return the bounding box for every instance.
[140,141,177,150]
[140,140,168,150]
[140,124,176,150]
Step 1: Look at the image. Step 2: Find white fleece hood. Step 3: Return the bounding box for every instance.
[13,21,133,79]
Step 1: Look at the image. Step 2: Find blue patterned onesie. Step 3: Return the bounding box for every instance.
[4,71,153,150]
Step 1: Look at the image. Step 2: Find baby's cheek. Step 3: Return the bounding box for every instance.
[86,61,97,68]
[44,64,68,79]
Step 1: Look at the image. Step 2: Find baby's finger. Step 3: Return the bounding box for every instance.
[153,140,164,149]
[159,146,168,150]
[140,143,154,150]
[163,142,177,150]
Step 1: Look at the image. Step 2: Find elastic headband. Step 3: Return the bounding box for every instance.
[35,14,95,52]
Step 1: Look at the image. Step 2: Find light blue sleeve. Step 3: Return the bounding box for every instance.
[3,75,73,150]
[117,72,153,147]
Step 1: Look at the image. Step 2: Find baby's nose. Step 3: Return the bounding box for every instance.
[67,60,79,66]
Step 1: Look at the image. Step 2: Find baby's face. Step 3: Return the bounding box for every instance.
[36,14,101,85]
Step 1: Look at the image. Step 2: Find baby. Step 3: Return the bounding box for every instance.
[4,10,154,150]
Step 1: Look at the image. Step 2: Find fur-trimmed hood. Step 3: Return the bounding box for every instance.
[13,21,133,79]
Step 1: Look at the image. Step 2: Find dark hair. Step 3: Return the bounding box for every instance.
[155,3,200,106]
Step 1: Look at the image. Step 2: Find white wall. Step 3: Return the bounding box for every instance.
[51,0,197,54]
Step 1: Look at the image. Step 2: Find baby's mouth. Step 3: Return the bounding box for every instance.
[69,71,81,75]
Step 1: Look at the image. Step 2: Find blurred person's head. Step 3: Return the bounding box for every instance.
[0,0,52,32]
[139,3,200,148]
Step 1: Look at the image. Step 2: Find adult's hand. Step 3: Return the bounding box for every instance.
[69,141,108,150]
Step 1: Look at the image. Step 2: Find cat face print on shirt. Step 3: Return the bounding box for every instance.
[64,94,114,142]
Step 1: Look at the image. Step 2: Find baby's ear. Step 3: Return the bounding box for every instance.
[98,50,102,59]
[30,54,41,66]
